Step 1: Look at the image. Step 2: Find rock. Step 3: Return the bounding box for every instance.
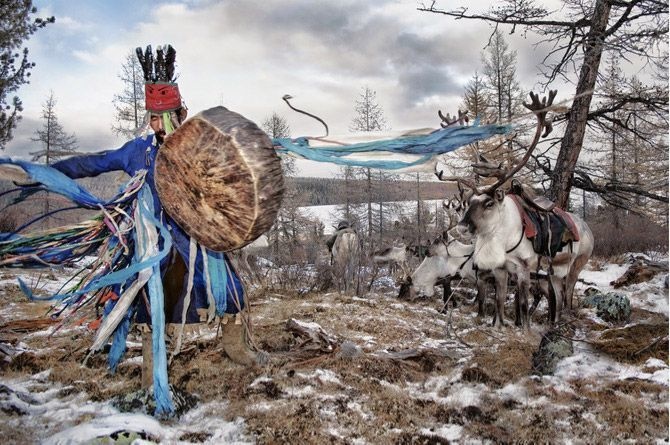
[112,385,198,417]
[337,341,362,359]
[583,291,631,323]
[532,330,574,375]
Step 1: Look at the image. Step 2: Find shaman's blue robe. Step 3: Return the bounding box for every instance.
[51,134,245,324]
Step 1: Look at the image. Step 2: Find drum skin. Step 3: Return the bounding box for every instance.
[155,106,284,252]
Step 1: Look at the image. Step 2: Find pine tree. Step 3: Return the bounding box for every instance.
[0,1,54,148]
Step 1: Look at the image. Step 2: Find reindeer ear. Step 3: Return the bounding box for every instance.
[494,189,506,203]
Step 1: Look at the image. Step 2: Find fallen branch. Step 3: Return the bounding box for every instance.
[286,318,338,353]
[633,335,669,357]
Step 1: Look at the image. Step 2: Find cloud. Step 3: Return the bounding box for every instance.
[54,16,91,33]
[5,0,563,176]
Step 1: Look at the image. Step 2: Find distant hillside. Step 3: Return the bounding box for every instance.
[0,174,456,228]
[287,177,456,206]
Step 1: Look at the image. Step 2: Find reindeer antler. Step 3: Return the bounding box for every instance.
[434,90,557,196]
[479,89,557,194]
[438,109,469,128]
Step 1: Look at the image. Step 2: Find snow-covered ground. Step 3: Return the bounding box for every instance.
[0,252,668,443]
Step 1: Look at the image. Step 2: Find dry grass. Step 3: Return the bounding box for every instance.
[469,334,540,386]
[0,272,668,443]
[590,323,669,364]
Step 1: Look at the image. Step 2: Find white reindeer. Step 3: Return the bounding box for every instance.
[372,243,410,278]
[411,235,489,315]
[442,91,594,328]
[331,227,360,294]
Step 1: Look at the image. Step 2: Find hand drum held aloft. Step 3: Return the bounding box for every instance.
[155,106,284,252]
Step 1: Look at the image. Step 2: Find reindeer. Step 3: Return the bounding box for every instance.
[411,234,558,321]
[437,90,594,328]
[410,234,489,315]
[372,243,410,278]
[329,222,360,294]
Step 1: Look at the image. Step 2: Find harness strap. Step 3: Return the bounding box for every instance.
[458,252,473,271]
[506,228,525,254]
[443,237,474,272]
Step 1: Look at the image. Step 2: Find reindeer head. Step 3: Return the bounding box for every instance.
[458,189,507,234]
[397,275,417,300]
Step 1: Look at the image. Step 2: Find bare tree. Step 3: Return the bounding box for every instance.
[29,90,76,228]
[350,86,388,133]
[482,30,524,124]
[576,58,669,222]
[350,86,389,249]
[0,1,54,149]
[30,90,78,164]
[262,112,295,175]
[461,71,492,123]
[419,0,669,209]
[111,51,145,138]
[333,165,364,230]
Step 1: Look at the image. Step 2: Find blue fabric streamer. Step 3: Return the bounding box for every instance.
[206,250,228,316]
[18,224,171,303]
[0,158,106,208]
[272,122,512,169]
[108,309,132,373]
[137,186,174,416]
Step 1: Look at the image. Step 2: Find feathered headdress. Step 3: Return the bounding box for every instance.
[136,44,182,113]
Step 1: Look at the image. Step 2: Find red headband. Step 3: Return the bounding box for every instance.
[145,82,182,113]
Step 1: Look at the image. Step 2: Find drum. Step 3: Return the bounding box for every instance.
[155,106,284,252]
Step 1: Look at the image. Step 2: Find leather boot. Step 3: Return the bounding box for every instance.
[221,313,269,366]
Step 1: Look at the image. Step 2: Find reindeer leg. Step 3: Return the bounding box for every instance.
[492,269,507,328]
[566,254,589,310]
[516,270,531,329]
[550,275,564,324]
[476,279,487,317]
[442,277,456,308]
[529,279,547,322]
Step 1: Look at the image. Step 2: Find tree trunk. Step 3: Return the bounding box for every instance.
[416,173,421,253]
[367,168,372,241]
[549,0,612,208]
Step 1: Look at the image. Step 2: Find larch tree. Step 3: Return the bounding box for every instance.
[350,86,389,250]
[29,90,76,227]
[481,30,523,125]
[461,71,492,124]
[419,0,669,209]
[111,51,145,138]
[0,1,54,149]
[30,90,78,165]
[261,111,301,254]
[262,112,295,175]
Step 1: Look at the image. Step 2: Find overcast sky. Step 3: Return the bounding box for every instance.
[4,0,575,177]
